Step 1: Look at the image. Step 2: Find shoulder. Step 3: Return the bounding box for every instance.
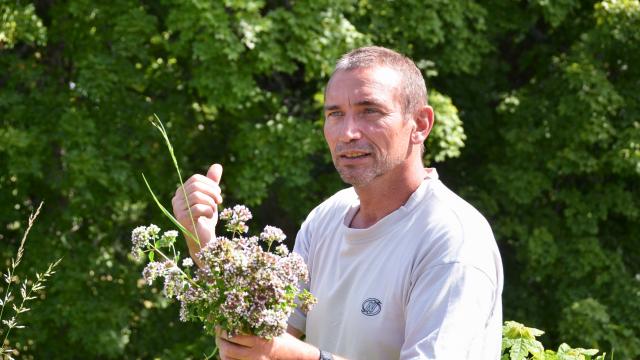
[413,180,500,281]
[294,186,356,243]
[304,186,358,226]
[425,180,493,236]
[293,186,357,260]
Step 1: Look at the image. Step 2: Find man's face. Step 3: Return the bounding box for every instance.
[323,66,414,187]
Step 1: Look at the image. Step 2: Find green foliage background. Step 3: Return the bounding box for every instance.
[1,0,638,358]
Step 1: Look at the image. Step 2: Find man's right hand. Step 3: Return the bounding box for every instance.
[171,163,223,264]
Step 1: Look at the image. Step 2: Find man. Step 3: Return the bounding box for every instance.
[172,46,503,359]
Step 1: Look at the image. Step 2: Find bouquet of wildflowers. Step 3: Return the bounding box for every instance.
[131,116,315,345]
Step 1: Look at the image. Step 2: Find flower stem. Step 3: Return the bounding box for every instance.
[151,246,200,288]
[204,345,219,359]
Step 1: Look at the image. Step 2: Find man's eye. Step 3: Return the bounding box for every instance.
[364,108,379,114]
[328,111,344,117]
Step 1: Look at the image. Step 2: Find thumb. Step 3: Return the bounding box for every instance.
[207,163,223,183]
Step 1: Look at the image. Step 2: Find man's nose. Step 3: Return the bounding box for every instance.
[338,113,361,142]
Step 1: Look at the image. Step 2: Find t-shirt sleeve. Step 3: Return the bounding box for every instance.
[287,212,315,334]
[400,262,498,359]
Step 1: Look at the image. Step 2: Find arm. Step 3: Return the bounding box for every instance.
[171,163,223,266]
[215,326,349,360]
[401,262,499,359]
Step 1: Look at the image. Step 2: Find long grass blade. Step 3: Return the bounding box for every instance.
[150,115,202,249]
[141,173,199,246]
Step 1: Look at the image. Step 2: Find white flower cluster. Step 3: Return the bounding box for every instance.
[260,225,286,244]
[132,205,316,339]
[131,225,176,261]
[219,205,252,234]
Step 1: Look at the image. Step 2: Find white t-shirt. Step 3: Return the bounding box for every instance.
[289,170,503,359]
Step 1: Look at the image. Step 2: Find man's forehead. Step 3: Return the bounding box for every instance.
[325,66,402,104]
[328,66,401,87]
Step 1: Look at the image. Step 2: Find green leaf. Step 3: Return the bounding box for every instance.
[506,338,545,360]
[508,338,530,360]
[503,321,545,340]
[556,343,601,359]
[148,251,154,262]
[156,234,176,249]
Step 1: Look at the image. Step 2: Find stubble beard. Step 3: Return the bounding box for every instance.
[337,166,379,188]
[335,152,397,188]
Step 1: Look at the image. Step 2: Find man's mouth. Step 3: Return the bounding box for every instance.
[339,151,371,159]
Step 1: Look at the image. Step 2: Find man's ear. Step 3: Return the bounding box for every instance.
[411,105,434,144]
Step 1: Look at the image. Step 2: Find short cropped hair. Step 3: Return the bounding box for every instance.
[332,46,428,116]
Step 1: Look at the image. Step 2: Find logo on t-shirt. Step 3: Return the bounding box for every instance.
[361,298,382,316]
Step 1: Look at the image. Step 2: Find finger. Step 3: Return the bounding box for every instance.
[172,194,192,221]
[170,182,195,208]
[171,192,183,213]
[183,181,222,205]
[221,333,257,347]
[180,173,222,203]
[189,174,221,188]
[180,176,221,196]
[217,336,251,359]
[181,174,220,201]
[179,204,214,221]
[182,173,206,188]
[185,191,217,209]
[216,337,243,360]
[187,181,222,205]
[216,328,255,347]
[207,163,223,183]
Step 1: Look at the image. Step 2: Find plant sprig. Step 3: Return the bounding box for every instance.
[1,202,62,359]
[502,321,607,360]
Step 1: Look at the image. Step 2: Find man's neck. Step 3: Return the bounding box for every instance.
[350,161,426,229]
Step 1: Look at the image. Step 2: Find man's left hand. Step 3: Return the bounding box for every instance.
[215,328,320,360]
